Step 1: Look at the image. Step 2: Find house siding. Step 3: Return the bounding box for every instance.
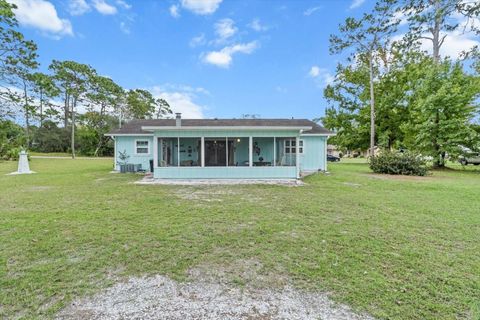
[299,135,327,172]
[153,167,296,179]
[111,130,329,177]
[115,136,154,171]
[151,129,300,179]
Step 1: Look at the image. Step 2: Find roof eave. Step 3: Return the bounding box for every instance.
[301,133,336,136]
[141,125,313,131]
[104,133,153,137]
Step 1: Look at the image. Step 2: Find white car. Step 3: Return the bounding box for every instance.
[459,153,480,166]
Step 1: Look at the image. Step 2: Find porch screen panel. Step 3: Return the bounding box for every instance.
[204,138,227,166]
[252,137,274,166]
[179,138,201,167]
[231,137,249,166]
[158,138,178,167]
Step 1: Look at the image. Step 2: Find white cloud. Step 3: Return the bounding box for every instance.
[180,0,222,15]
[248,18,269,32]
[160,83,211,96]
[391,20,480,60]
[214,18,237,41]
[203,41,259,68]
[189,33,206,47]
[169,4,180,18]
[349,0,365,9]
[151,85,207,119]
[303,6,322,16]
[424,31,479,58]
[68,0,90,16]
[92,0,117,15]
[115,0,131,9]
[309,66,320,77]
[10,0,73,36]
[393,10,409,26]
[120,21,130,34]
[309,66,334,87]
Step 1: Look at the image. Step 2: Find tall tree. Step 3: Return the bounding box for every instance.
[155,98,172,119]
[86,75,123,156]
[49,60,96,159]
[0,0,38,123]
[4,41,38,147]
[30,72,59,127]
[322,49,414,152]
[330,0,399,155]
[125,89,156,119]
[401,0,480,61]
[403,59,480,167]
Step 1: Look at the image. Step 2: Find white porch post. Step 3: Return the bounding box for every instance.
[249,136,253,167]
[113,137,117,170]
[177,137,180,167]
[296,135,300,179]
[201,136,205,167]
[153,136,158,170]
[273,137,276,167]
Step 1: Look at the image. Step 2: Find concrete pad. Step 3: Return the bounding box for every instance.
[134,176,304,186]
[6,171,36,175]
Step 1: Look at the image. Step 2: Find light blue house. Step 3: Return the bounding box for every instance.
[106,114,334,179]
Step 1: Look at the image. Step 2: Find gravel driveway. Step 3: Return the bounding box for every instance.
[57,275,373,320]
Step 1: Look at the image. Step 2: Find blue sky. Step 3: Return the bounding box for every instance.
[11,0,372,119]
[9,1,480,119]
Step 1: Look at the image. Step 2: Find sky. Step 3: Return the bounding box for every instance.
[8,0,480,120]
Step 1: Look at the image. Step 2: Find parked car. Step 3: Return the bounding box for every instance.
[459,153,480,166]
[327,154,341,162]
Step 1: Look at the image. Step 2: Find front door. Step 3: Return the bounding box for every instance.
[205,140,226,166]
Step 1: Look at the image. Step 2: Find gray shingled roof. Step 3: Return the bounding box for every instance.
[107,119,334,135]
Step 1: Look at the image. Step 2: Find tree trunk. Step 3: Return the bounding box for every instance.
[39,89,43,127]
[432,110,444,168]
[94,103,106,157]
[431,0,441,63]
[430,0,444,169]
[64,92,70,128]
[71,96,76,159]
[368,51,376,157]
[93,136,104,157]
[118,109,122,129]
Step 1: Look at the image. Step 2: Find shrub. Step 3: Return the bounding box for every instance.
[4,147,22,160]
[369,151,429,176]
[32,121,70,153]
[0,120,26,160]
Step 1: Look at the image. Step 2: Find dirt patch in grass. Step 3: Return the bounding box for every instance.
[172,186,268,204]
[26,186,53,191]
[173,187,239,202]
[342,182,362,187]
[364,173,435,181]
[188,258,290,289]
[57,271,374,320]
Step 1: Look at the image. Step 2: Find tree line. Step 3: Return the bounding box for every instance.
[323,0,480,168]
[0,0,172,159]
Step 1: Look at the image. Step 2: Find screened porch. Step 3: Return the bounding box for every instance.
[153,136,302,179]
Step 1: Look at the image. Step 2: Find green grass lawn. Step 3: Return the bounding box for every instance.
[28,152,73,157]
[0,158,479,319]
[28,151,112,159]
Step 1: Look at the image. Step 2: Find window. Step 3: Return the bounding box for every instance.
[284,139,303,154]
[135,140,149,154]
